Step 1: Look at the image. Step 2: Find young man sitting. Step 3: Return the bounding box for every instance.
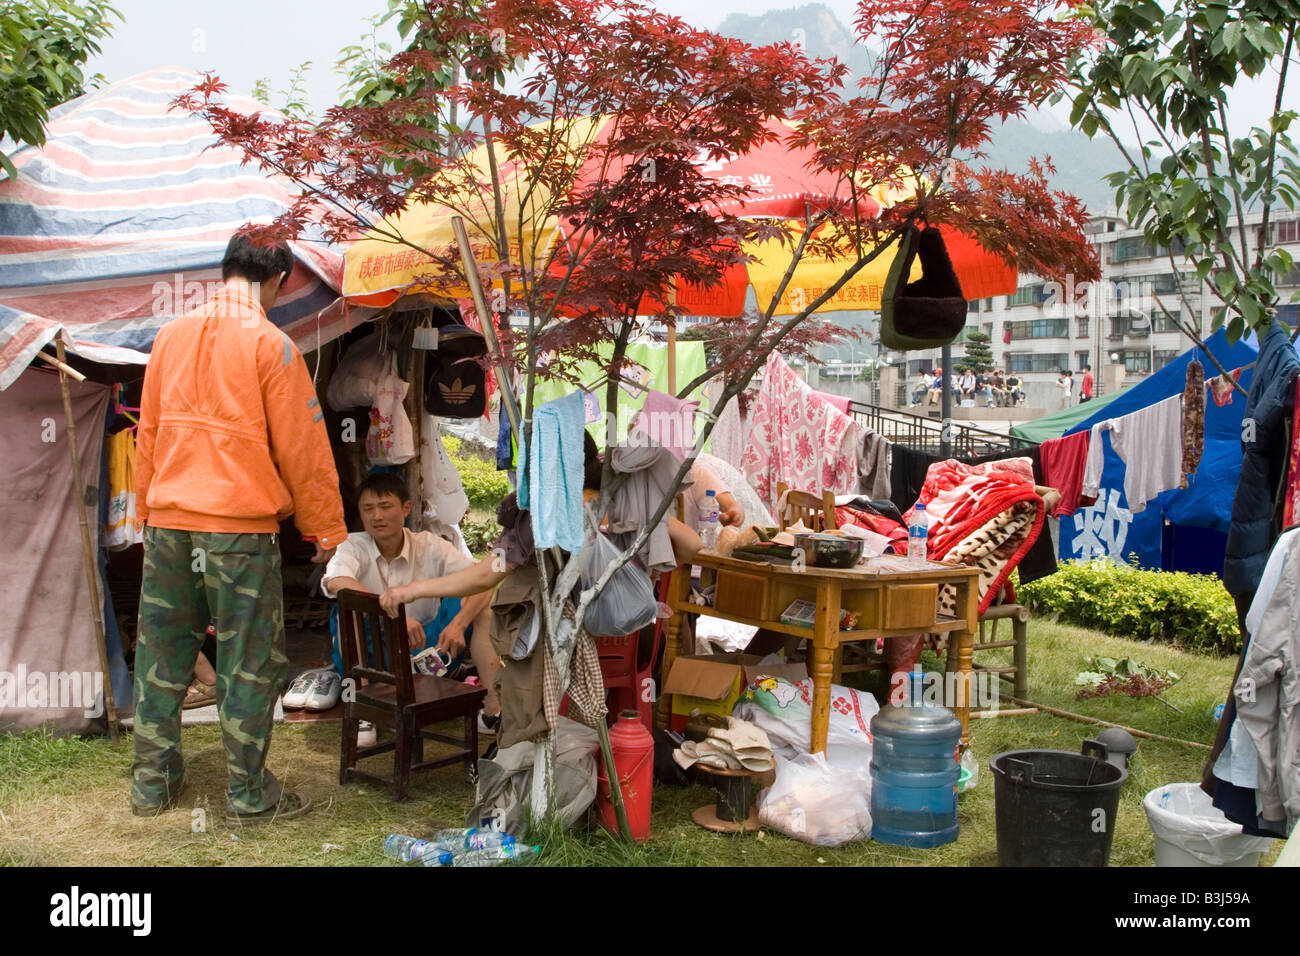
[319,474,501,742]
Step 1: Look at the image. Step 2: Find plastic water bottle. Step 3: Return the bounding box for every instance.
[908,502,929,567]
[383,834,439,862]
[450,844,541,866]
[421,850,457,867]
[465,828,516,851]
[698,489,720,550]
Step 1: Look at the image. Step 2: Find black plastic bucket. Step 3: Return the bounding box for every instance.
[990,745,1127,867]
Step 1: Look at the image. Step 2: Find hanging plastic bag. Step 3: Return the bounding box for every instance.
[578,534,658,637]
[366,359,416,466]
[757,751,873,846]
[419,412,469,532]
[325,330,389,410]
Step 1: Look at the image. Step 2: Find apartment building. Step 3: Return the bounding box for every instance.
[894,210,1300,410]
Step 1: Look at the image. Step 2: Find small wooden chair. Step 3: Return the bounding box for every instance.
[337,589,486,801]
[776,481,838,531]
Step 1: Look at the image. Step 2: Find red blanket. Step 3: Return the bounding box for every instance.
[904,457,1045,615]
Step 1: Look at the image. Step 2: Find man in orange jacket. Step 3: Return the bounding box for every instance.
[130,233,347,826]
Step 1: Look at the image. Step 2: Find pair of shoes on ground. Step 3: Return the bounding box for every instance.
[183,681,216,710]
[282,668,341,711]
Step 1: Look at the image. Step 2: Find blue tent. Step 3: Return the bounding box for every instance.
[1058,329,1260,573]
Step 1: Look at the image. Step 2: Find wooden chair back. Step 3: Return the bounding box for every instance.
[337,589,413,702]
[776,481,838,531]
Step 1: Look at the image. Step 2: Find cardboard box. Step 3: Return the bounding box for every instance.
[662,653,808,731]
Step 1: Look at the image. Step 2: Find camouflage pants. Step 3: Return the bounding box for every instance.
[131,527,288,814]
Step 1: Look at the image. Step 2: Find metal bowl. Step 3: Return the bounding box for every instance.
[793,532,864,568]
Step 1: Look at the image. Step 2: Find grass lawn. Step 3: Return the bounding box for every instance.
[0,619,1284,867]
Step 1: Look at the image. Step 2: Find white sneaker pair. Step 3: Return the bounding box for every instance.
[282,668,341,711]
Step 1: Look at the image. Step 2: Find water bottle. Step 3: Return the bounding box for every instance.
[421,850,457,867]
[698,489,720,550]
[464,828,516,851]
[450,844,541,867]
[908,502,929,567]
[383,834,439,862]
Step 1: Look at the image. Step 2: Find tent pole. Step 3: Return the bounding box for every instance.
[666,279,677,396]
[940,342,953,457]
[55,339,120,745]
[450,216,520,438]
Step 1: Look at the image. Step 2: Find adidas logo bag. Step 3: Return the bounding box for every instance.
[423,324,488,418]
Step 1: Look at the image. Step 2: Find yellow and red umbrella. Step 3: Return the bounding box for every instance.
[343,116,1016,315]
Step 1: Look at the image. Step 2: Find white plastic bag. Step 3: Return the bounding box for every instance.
[419,414,469,531]
[325,331,389,410]
[578,534,658,636]
[758,752,872,846]
[366,361,416,466]
[1143,783,1276,866]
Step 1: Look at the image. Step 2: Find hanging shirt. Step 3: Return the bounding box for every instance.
[1038,429,1091,518]
[1081,396,1183,515]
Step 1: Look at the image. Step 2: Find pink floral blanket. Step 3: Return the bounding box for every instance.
[741,352,859,508]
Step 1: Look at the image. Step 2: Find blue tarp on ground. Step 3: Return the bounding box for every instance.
[1057,329,1260,571]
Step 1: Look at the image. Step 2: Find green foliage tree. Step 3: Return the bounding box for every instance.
[962,328,995,374]
[1063,0,1300,350]
[0,0,120,180]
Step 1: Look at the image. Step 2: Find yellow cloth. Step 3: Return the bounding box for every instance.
[104,428,141,550]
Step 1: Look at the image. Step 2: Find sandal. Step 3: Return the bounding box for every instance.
[183,681,216,710]
[224,791,314,828]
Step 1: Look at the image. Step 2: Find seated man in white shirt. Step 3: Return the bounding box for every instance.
[322,473,501,734]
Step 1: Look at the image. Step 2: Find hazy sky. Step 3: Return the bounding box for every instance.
[87,0,1293,144]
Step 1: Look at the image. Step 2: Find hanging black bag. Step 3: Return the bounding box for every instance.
[423,323,489,418]
[879,224,969,351]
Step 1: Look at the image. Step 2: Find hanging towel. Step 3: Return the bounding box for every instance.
[708,389,750,467]
[519,391,586,554]
[855,429,892,500]
[630,388,698,462]
[1039,429,1091,518]
[103,428,142,550]
[1080,422,1108,500]
[1182,359,1205,487]
[1107,394,1184,514]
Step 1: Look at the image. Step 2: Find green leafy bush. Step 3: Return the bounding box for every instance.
[442,434,511,511]
[461,514,503,558]
[1018,561,1240,655]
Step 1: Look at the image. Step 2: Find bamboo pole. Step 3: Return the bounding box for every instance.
[1008,696,1211,750]
[448,216,634,841]
[55,340,120,744]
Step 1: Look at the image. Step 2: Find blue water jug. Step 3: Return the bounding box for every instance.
[870,668,963,848]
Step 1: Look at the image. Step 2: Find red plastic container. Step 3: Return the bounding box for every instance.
[596,710,654,841]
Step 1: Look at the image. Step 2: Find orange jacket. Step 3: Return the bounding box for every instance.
[135,286,347,548]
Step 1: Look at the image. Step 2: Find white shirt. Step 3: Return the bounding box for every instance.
[322,528,473,625]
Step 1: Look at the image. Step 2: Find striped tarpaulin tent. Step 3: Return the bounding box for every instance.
[0,67,367,390]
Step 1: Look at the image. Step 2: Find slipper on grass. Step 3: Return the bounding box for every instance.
[183,681,216,710]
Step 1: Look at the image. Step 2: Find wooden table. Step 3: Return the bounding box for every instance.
[657,552,982,755]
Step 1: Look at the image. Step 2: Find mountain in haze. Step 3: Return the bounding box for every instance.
[717,3,1124,213]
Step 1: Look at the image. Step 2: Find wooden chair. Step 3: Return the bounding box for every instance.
[776,481,838,531]
[336,589,486,801]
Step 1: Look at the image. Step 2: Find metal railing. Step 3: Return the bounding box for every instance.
[848,400,1035,458]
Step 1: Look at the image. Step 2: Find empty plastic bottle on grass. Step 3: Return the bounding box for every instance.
[426,826,517,851]
[451,844,542,867]
[907,502,929,568]
[383,834,439,862]
[698,490,720,550]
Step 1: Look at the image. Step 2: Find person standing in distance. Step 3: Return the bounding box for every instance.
[130,233,347,826]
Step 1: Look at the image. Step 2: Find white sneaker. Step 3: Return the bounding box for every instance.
[282,669,325,709]
[356,721,377,748]
[477,713,500,736]
[304,670,342,711]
